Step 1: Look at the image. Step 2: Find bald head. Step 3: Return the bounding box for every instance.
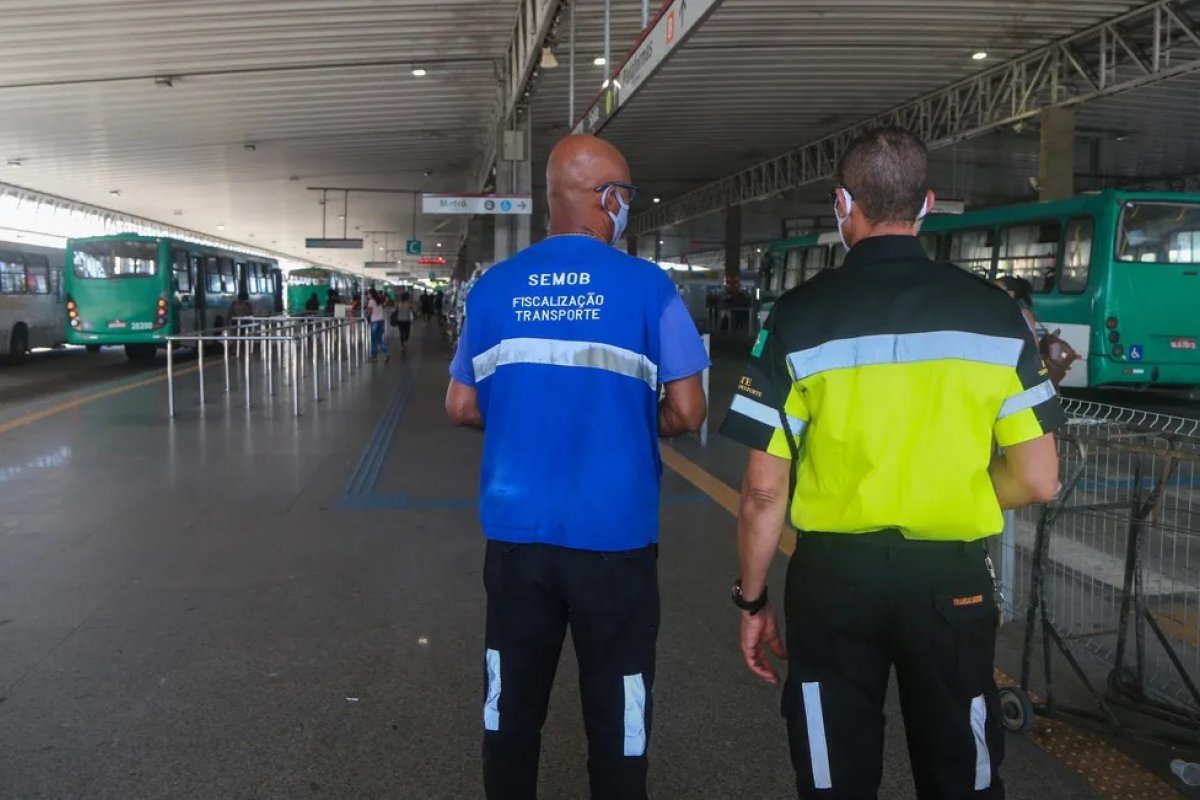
[546,134,632,240]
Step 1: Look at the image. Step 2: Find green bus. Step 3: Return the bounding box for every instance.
[760,190,1200,389]
[285,267,361,315]
[65,235,281,361]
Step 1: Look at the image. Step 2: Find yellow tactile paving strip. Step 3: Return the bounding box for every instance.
[992,671,1180,799]
[662,443,1183,800]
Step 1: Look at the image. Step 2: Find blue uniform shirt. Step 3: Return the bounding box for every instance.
[450,235,710,551]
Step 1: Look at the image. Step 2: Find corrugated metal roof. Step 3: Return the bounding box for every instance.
[0,0,520,270]
[529,0,1200,250]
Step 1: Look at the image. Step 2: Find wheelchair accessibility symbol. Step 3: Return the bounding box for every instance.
[500,199,513,212]
[1129,344,1144,361]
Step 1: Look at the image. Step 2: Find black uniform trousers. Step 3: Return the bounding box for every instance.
[482,540,659,800]
[782,530,1005,800]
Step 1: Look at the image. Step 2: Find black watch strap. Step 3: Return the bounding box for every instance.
[732,580,769,615]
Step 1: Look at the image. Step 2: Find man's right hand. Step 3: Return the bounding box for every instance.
[740,604,787,684]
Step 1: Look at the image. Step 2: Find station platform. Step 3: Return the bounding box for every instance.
[0,327,1179,799]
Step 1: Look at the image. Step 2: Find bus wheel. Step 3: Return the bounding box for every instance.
[124,344,157,363]
[85,344,101,354]
[8,325,29,364]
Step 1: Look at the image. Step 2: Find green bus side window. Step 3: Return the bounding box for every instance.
[948,229,994,278]
[999,222,1061,292]
[1059,218,1093,294]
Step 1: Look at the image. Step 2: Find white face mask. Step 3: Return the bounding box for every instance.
[833,189,930,252]
[600,185,630,246]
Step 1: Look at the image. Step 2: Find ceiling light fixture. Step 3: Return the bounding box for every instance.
[217,224,225,231]
[154,75,174,88]
[652,197,661,204]
[412,67,428,77]
[972,51,988,61]
[593,57,606,66]
[109,190,121,198]
[437,242,443,248]
[6,158,22,168]
[243,143,257,152]
[540,47,559,69]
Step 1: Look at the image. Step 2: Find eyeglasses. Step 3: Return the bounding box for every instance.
[595,182,640,203]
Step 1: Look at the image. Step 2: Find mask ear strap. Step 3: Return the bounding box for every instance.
[835,188,853,221]
[917,194,929,221]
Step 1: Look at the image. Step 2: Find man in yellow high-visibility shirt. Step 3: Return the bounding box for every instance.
[721,127,1064,799]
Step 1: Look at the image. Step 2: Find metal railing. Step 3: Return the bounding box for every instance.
[165,316,369,418]
[1002,397,1200,735]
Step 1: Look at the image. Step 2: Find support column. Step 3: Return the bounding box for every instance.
[1038,107,1076,202]
[626,233,638,257]
[725,205,742,281]
[494,122,532,262]
[653,236,662,264]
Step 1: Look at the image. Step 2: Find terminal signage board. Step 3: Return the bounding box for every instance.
[422,194,532,216]
[574,0,722,136]
[306,238,363,249]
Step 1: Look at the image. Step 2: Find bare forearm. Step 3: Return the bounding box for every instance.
[658,401,692,437]
[736,494,788,599]
[989,453,1037,509]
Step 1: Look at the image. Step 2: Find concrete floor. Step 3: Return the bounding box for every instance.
[0,327,1113,798]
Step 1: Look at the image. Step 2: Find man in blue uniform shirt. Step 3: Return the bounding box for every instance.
[446,134,710,799]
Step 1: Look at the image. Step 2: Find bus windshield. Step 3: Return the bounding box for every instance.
[73,241,158,279]
[1116,202,1200,264]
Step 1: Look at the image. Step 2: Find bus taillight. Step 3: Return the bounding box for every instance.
[1106,316,1119,330]
[153,297,169,329]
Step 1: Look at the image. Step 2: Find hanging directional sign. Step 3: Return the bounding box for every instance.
[306,238,363,249]
[405,239,422,255]
[574,0,722,136]
[422,194,532,216]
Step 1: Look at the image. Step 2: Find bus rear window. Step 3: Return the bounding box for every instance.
[73,241,158,278]
[1117,202,1200,263]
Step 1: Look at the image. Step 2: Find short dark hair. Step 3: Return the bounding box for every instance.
[836,127,928,224]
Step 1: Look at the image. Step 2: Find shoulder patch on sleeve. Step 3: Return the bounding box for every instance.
[751,329,769,358]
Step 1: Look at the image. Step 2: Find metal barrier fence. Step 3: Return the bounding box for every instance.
[1001,398,1200,734]
[166,316,369,418]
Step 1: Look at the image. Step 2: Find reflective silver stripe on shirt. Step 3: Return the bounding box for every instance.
[997,380,1056,420]
[729,394,807,436]
[472,337,658,389]
[786,331,1025,382]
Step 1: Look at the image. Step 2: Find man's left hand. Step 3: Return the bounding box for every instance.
[740,604,787,684]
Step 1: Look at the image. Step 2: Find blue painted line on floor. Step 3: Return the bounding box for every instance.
[340,367,415,501]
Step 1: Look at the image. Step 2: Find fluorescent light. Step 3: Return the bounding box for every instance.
[412,67,427,77]
[593,57,606,66]
[972,51,988,61]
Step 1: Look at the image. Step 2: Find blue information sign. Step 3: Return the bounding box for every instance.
[1129,344,1144,361]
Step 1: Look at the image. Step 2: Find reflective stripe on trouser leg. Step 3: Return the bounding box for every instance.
[971,695,991,790]
[802,682,832,790]
[623,673,647,757]
[484,648,501,731]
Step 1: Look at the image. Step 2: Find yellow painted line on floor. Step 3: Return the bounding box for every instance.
[1158,602,1200,649]
[0,364,200,438]
[662,442,1178,800]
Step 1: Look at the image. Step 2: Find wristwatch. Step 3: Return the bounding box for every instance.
[732,579,769,615]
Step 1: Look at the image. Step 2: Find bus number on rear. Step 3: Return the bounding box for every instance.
[1171,337,1197,350]
[131,322,153,331]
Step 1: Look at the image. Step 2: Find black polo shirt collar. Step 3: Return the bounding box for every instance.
[843,235,929,269]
